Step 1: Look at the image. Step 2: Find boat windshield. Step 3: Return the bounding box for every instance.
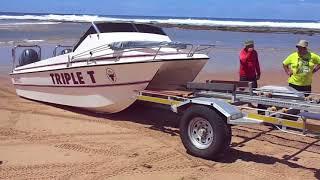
[73,22,167,51]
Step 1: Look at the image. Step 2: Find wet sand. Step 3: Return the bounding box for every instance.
[0,71,320,180]
[158,23,320,36]
[197,69,320,92]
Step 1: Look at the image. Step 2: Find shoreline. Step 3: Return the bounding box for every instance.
[156,23,320,35]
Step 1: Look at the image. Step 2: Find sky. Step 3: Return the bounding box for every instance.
[1,0,320,20]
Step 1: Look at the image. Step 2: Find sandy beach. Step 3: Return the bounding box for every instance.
[1,70,319,180]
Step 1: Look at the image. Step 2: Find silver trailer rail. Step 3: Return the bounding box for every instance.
[137,80,320,159]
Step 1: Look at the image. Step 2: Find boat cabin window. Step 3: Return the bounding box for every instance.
[95,23,166,35]
[135,24,166,35]
[96,23,136,33]
[73,26,97,51]
[73,22,166,51]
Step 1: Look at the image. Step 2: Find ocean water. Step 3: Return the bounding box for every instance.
[1,12,320,74]
[1,12,319,29]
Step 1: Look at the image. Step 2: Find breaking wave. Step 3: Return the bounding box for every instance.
[0,13,319,30]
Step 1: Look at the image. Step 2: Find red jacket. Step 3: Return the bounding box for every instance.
[239,48,260,79]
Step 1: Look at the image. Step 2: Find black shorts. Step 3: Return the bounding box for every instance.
[289,83,311,96]
[240,76,257,88]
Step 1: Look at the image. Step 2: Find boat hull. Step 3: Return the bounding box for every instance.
[11,56,209,113]
[147,59,208,90]
[11,62,162,113]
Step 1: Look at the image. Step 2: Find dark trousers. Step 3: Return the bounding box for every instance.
[240,76,257,88]
[289,83,311,97]
[287,83,311,119]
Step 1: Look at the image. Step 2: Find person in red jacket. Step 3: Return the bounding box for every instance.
[239,40,261,88]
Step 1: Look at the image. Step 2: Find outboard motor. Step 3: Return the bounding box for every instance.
[60,48,72,55]
[19,49,39,66]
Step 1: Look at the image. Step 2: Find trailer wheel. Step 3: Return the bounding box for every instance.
[179,105,231,159]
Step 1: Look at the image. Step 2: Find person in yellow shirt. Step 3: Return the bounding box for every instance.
[283,40,320,95]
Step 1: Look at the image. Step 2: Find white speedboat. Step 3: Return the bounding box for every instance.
[10,22,212,113]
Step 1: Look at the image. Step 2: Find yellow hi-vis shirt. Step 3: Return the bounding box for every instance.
[283,51,320,86]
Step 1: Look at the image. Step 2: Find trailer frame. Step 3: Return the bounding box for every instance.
[137,80,320,159]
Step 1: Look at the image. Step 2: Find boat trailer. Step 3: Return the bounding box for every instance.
[137,80,320,159]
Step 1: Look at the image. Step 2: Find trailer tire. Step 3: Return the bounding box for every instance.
[179,105,231,159]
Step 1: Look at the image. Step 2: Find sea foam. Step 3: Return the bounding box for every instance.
[0,14,319,29]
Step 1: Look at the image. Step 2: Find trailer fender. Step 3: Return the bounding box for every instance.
[173,97,243,121]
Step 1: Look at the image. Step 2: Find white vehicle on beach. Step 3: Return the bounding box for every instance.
[10,22,212,113]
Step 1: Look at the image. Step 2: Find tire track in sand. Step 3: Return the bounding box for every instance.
[0,161,104,179]
[54,143,121,156]
[232,127,320,154]
[91,149,180,180]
